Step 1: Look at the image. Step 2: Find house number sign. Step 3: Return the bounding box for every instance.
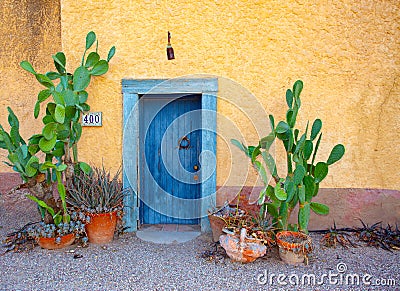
[82,112,102,127]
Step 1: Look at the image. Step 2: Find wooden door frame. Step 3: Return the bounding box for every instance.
[122,78,218,232]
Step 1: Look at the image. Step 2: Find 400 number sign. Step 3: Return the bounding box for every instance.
[82,112,102,127]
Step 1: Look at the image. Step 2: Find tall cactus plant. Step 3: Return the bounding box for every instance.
[232,80,345,233]
[19,31,115,184]
[0,31,115,224]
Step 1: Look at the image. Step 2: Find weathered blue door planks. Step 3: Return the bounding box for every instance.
[139,94,201,224]
[122,78,218,231]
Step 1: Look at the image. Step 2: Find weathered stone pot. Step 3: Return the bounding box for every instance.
[85,211,117,244]
[208,214,226,242]
[276,231,312,265]
[37,233,75,250]
[219,228,267,263]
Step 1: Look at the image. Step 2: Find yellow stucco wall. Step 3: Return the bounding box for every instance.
[0,1,61,171]
[2,1,399,191]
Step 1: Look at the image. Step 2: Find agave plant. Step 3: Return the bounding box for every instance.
[67,165,127,214]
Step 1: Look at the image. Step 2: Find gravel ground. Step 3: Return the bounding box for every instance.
[0,191,399,291]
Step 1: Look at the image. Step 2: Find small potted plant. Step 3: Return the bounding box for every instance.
[208,201,246,242]
[67,165,127,244]
[232,80,345,264]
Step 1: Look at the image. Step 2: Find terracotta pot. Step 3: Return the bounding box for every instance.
[37,233,75,250]
[276,231,312,265]
[85,211,117,244]
[208,214,226,242]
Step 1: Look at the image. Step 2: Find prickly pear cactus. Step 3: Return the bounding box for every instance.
[232,80,345,233]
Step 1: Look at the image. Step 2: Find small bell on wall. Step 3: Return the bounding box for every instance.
[166,31,175,60]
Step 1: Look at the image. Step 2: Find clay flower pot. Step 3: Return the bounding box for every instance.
[37,233,75,250]
[85,211,117,244]
[276,230,313,265]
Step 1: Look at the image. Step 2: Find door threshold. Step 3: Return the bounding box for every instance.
[140,224,201,232]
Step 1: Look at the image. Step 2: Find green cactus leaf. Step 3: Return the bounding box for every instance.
[294,165,306,185]
[34,101,40,119]
[28,134,42,145]
[310,119,322,141]
[303,140,313,160]
[254,161,268,185]
[52,91,65,105]
[269,114,275,131]
[85,31,96,49]
[284,178,295,202]
[39,135,57,152]
[107,46,116,62]
[275,121,290,134]
[20,61,36,74]
[20,144,28,159]
[52,52,66,74]
[7,153,19,164]
[327,144,345,165]
[304,175,316,202]
[286,109,295,128]
[80,103,90,112]
[62,89,77,106]
[298,202,310,233]
[251,145,261,163]
[310,202,329,215]
[293,80,303,99]
[54,104,65,124]
[40,161,56,170]
[78,91,88,104]
[56,164,67,172]
[286,89,293,108]
[231,139,247,154]
[298,184,305,203]
[311,133,322,166]
[85,52,100,68]
[274,183,287,201]
[7,107,19,128]
[28,144,39,155]
[46,103,56,115]
[90,60,109,76]
[262,151,278,179]
[51,142,65,157]
[25,156,39,177]
[38,89,52,103]
[42,122,57,140]
[73,66,91,92]
[294,133,306,155]
[314,162,328,183]
[72,122,82,142]
[46,72,60,80]
[79,161,92,175]
[65,106,76,118]
[260,133,275,150]
[294,129,299,142]
[35,74,54,88]
[42,114,54,124]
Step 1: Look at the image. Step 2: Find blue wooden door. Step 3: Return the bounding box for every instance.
[139,94,201,224]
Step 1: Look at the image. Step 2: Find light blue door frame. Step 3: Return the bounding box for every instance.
[122,78,218,232]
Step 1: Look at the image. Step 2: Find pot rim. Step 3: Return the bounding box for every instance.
[276,230,312,253]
